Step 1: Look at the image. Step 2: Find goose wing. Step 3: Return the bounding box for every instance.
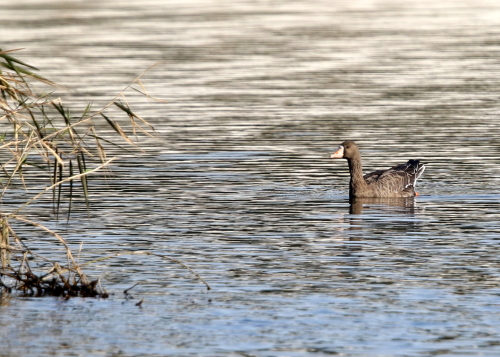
[364,160,425,192]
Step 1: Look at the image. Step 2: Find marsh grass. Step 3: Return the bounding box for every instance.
[0,48,207,297]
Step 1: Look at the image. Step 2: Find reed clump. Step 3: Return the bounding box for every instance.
[0,48,165,297]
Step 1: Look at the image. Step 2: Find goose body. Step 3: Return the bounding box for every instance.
[330,141,425,198]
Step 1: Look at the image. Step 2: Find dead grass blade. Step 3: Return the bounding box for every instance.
[8,157,116,217]
[80,251,211,291]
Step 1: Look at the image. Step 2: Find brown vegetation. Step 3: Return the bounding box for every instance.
[0,48,208,297]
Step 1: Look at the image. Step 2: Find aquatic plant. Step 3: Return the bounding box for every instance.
[0,48,208,297]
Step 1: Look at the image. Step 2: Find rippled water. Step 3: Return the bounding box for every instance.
[2,0,500,356]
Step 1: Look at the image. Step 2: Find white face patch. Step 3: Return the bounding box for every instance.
[330,145,344,159]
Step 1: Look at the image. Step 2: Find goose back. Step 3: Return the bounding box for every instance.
[363,159,425,197]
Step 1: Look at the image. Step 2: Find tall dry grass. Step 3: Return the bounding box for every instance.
[0,48,208,297]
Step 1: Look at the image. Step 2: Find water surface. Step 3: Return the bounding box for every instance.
[2,0,500,356]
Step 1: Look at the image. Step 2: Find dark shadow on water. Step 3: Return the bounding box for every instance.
[349,197,417,215]
[346,197,420,241]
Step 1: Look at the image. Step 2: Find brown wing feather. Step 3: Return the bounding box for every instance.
[363,160,425,194]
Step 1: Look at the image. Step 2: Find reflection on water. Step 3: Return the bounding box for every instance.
[3,0,500,356]
[348,197,417,214]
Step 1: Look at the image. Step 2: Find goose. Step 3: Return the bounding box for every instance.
[330,141,425,198]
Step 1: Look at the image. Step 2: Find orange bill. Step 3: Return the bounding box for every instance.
[330,145,344,159]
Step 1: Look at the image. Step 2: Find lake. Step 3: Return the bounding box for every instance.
[2,0,500,356]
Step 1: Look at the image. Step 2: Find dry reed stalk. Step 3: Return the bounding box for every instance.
[1,48,207,297]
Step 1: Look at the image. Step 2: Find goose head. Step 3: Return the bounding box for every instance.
[330,141,359,160]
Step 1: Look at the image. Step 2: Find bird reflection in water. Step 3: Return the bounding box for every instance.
[349,197,417,215]
[346,197,419,241]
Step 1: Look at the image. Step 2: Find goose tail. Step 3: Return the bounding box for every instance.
[407,159,425,186]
